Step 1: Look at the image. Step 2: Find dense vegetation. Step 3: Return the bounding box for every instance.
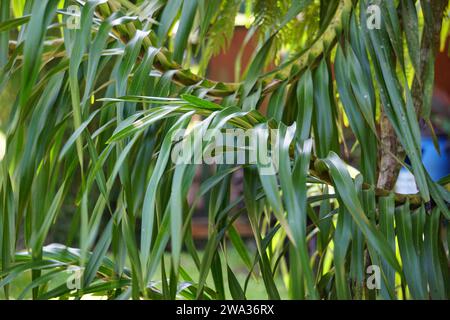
[0,0,449,300]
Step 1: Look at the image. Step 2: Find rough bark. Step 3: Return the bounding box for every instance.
[377,113,405,190]
[377,0,448,192]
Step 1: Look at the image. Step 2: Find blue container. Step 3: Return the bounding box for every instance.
[395,136,449,194]
[421,136,450,181]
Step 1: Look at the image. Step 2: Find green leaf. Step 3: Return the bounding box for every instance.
[400,0,420,74]
[395,202,427,299]
[296,69,314,142]
[323,152,401,273]
[157,0,183,46]
[20,0,58,109]
[312,59,338,158]
[378,195,396,300]
[173,0,197,64]
[227,265,246,300]
[333,205,352,299]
